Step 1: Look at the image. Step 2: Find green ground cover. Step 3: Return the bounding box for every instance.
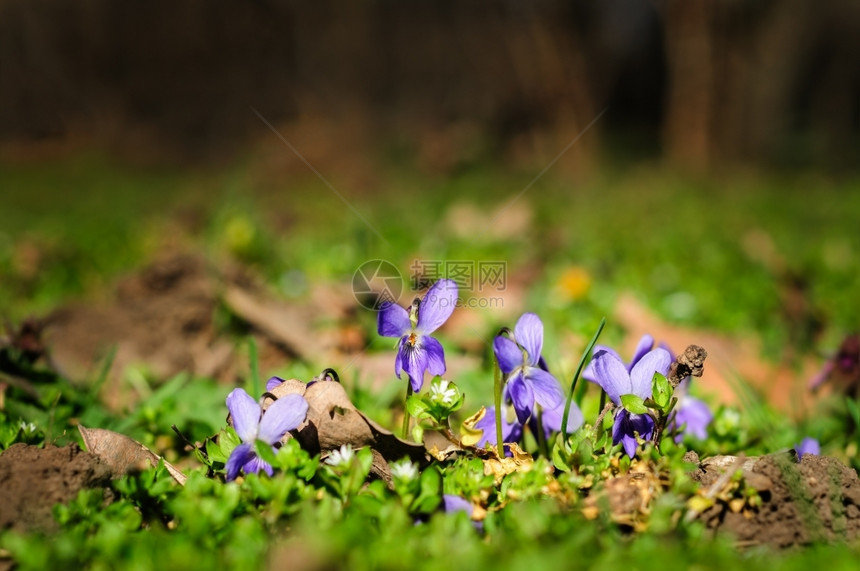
[1,154,859,569]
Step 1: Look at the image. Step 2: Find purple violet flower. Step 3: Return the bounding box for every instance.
[535,400,585,437]
[494,313,565,424]
[443,494,474,516]
[266,376,285,391]
[669,378,713,442]
[474,405,523,450]
[590,347,672,458]
[583,334,655,382]
[795,437,820,459]
[378,279,458,392]
[442,494,483,531]
[225,388,309,481]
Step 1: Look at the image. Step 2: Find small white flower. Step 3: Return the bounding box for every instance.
[430,379,457,406]
[18,421,36,433]
[390,459,418,481]
[325,444,355,467]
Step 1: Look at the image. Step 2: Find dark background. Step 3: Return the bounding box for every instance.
[1,0,858,173]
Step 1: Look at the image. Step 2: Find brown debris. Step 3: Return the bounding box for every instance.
[44,254,234,408]
[0,444,113,533]
[78,426,187,485]
[667,344,708,387]
[261,376,428,484]
[689,453,860,547]
[581,459,666,531]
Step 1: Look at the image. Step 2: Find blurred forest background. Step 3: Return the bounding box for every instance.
[1,0,858,174]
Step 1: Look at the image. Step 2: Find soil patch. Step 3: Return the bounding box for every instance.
[0,443,113,534]
[690,453,860,547]
[33,253,479,409]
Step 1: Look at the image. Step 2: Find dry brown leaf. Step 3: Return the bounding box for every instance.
[262,377,427,483]
[483,443,533,484]
[77,425,187,485]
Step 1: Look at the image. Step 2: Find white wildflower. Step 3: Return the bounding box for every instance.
[325,444,355,467]
[390,459,418,481]
[430,379,457,406]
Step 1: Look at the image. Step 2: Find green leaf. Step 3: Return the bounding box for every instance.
[406,396,430,418]
[411,466,442,514]
[206,438,227,464]
[620,394,649,415]
[219,427,241,458]
[551,434,571,473]
[651,372,671,409]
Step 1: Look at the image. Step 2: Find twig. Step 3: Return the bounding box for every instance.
[593,401,616,439]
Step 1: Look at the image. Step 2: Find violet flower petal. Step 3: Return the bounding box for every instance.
[591,350,630,405]
[514,313,544,367]
[629,348,672,399]
[401,341,430,392]
[443,495,474,516]
[242,453,274,477]
[423,336,447,377]
[394,337,406,378]
[475,406,523,448]
[672,396,712,441]
[582,344,622,382]
[226,388,261,443]
[613,417,639,459]
[378,302,410,337]
[796,437,820,458]
[257,393,309,444]
[539,401,584,434]
[266,376,286,392]
[613,409,655,458]
[493,336,523,376]
[526,367,564,410]
[416,279,458,334]
[225,442,255,481]
[629,334,655,370]
[508,374,533,424]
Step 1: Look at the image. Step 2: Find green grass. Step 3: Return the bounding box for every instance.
[2,153,860,569]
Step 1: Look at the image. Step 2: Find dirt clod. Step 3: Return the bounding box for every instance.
[691,453,860,547]
[0,443,113,533]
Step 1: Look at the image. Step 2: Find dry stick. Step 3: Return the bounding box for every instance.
[652,344,709,446]
[650,396,679,448]
[593,401,616,439]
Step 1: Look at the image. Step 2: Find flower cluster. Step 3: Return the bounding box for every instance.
[584,334,713,455]
[587,343,672,457]
[377,279,458,392]
[225,388,309,481]
[220,271,720,488]
[474,313,584,449]
[493,313,565,424]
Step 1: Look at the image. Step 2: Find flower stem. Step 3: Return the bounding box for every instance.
[562,317,605,441]
[402,381,414,440]
[536,407,549,458]
[493,358,504,457]
[596,389,608,439]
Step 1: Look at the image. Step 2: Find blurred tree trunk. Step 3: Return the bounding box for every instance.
[662,0,716,171]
